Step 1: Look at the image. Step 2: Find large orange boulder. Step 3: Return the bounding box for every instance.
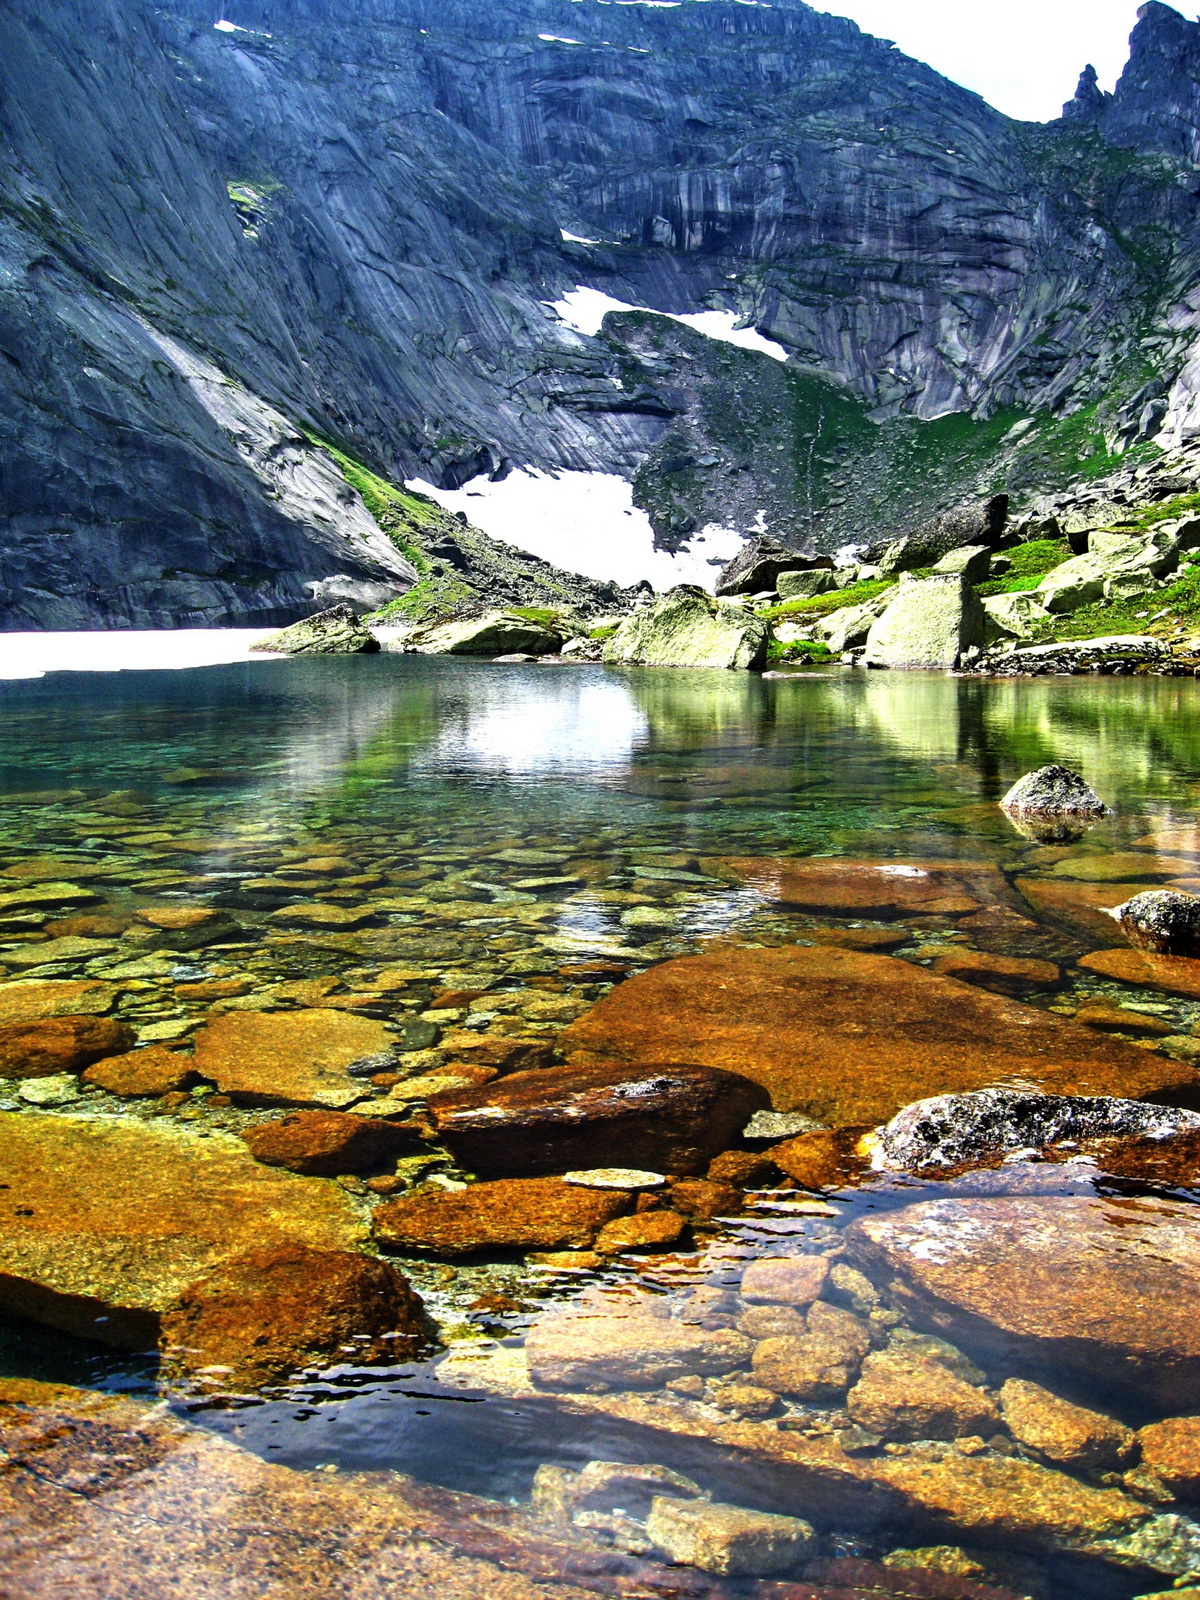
[560,945,1195,1128]
[160,1244,428,1390]
[242,1111,414,1176]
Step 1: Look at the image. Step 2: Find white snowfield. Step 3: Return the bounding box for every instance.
[549,285,790,360]
[0,629,279,680]
[407,468,744,592]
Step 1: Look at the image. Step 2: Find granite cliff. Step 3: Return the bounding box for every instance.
[3,0,1200,625]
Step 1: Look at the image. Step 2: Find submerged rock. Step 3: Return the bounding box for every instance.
[560,945,1194,1128]
[846,1349,1000,1442]
[603,586,769,670]
[371,1176,630,1255]
[724,855,999,916]
[526,1307,751,1391]
[1078,946,1200,998]
[1138,1416,1200,1500]
[0,978,116,1025]
[82,1044,196,1097]
[0,1112,364,1347]
[160,1243,427,1391]
[1000,765,1108,826]
[862,575,987,670]
[252,604,381,655]
[876,1088,1200,1173]
[851,1192,1200,1408]
[0,1015,134,1080]
[192,1009,395,1107]
[428,1059,768,1178]
[999,1379,1134,1472]
[241,1110,414,1175]
[751,1301,872,1400]
[1112,889,1200,954]
[929,949,1060,995]
[645,1496,814,1577]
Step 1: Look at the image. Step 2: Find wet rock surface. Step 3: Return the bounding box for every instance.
[429,1060,768,1178]
[999,1379,1135,1472]
[1000,767,1108,827]
[160,1243,428,1391]
[0,1014,134,1079]
[561,945,1193,1126]
[241,1110,415,1175]
[851,1192,1200,1407]
[1113,889,1200,954]
[372,1177,632,1256]
[877,1088,1200,1173]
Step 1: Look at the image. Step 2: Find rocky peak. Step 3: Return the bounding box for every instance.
[1097,2,1200,164]
[1062,65,1112,124]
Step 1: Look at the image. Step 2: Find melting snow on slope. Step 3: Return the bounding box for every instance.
[550,286,789,360]
[0,630,280,680]
[406,469,743,592]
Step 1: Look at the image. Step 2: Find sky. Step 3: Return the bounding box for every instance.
[819,1,1148,122]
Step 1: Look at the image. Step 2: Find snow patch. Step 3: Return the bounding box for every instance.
[0,630,279,681]
[550,286,789,360]
[213,19,270,35]
[406,469,743,592]
[538,33,584,43]
[561,230,603,245]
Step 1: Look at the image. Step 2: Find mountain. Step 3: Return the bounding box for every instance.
[2,0,1200,627]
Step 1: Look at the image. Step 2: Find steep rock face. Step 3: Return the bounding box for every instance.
[3,0,1200,622]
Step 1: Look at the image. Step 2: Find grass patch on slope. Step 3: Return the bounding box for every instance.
[761,578,896,624]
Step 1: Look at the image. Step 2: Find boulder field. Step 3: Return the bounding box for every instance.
[559,944,1197,1127]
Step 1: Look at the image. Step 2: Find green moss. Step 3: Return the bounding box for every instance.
[589,623,619,641]
[1118,492,1200,532]
[766,639,834,665]
[301,429,433,573]
[761,578,895,623]
[370,577,474,624]
[1025,557,1200,644]
[506,606,560,625]
[975,539,1072,597]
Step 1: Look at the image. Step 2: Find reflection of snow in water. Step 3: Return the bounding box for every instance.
[0,629,277,681]
[416,674,648,777]
[408,469,742,592]
[550,285,790,361]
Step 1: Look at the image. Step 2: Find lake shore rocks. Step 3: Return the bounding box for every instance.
[191,1009,395,1107]
[1078,946,1200,998]
[160,1243,428,1391]
[559,945,1196,1127]
[850,1192,1200,1408]
[1000,766,1108,830]
[0,1015,134,1079]
[862,575,986,670]
[252,604,381,655]
[407,610,563,657]
[372,1176,631,1256]
[241,1110,416,1175]
[427,1060,768,1178]
[876,1088,1200,1173]
[603,587,770,671]
[644,1495,813,1576]
[0,1112,365,1347]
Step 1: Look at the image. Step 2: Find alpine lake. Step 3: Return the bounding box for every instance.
[9,652,1200,1600]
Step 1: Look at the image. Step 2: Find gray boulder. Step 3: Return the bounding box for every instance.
[777,569,836,600]
[409,610,562,656]
[981,591,1050,643]
[862,575,986,669]
[604,586,770,670]
[1112,890,1200,954]
[715,538,830,597]
[878,1088,1200,1173]
[931,544,992,582]
[1000,764,1108,822]
[816,596,892,653]
[987,635,1169,676]
[252,604,381,655]
[867,496,1009,575]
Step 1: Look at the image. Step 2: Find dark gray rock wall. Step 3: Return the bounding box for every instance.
[2,0,1200,625]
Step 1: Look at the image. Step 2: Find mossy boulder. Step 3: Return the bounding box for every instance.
[408,610,562,656]
[604,586,770,670]
[863,575,986,669]
[253,604,380,655]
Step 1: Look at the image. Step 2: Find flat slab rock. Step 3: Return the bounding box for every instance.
[0,979,117,1025]
[559,945,1195,1128]
[850,1192,1200,1408]
[720,858,1005,917]
[0,1112,365,1346]
[372,1176,631,1255]
[428,1059,768,1178]
[191,1009,393,1107]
